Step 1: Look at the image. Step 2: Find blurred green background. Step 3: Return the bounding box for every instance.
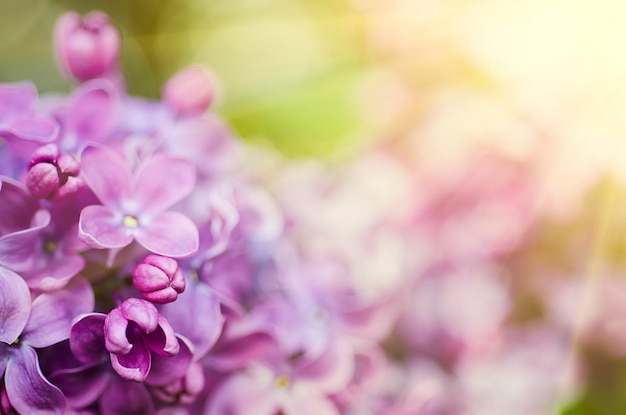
[0,0,375,158]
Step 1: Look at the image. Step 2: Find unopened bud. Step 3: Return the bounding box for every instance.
[54,11,121,81]
[133,254,185,304]
[26,144,82,200]
[163,65,215,116]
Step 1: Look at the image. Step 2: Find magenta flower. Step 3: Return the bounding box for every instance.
[78,145,199,257]
[54,11,121,82]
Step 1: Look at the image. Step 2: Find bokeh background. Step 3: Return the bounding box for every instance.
[5,0,626,413]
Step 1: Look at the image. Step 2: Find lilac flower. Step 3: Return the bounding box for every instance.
[78,145,199,257]
[54,12,121,82]
[50,300,193,414]
[206,337,351,415]
[133,255,185,304]
[0,277,94,414]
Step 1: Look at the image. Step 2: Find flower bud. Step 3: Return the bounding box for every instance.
[163,65,215,116]
[26,144,82,200]
[54,11,121,81]
[133,255,185,304]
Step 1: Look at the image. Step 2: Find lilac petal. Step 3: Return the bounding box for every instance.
[7,114,59,142]
[204,373,277,415]
[80,145,132,209]
[103,308,131,354]
[100,376,155,415]
[159,282,224,359]
[22,277,94,348]
[25,253,85,292]
[143,315,180,356]
[0,177,40,236]
[5,345,66,415]
[66,80,117,142]
[48,362,112,409]
[110,335,151,382]
[78,205,132,249]
[120,298,159,333]
[0,209,50,272]
[0,267,31,344]
[133,154,195,215]
[0,82,36,116]
[70,313,107,363]
[135,211,199,258]
[146,336,193,386]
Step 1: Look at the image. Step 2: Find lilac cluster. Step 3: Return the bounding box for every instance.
[0,10,583,415]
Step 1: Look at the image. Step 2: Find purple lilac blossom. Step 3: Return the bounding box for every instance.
[78,145,199,257]
[0,9,590,415]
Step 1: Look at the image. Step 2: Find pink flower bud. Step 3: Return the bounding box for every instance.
[26,144,83,200]
[162,65,215,116]
[54,11,121,82]
[133,254,185,304]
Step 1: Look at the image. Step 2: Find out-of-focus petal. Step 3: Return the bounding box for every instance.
[0,267,31,344]
[66,80,117,144]
[133,154,195,215]
[0,82,36,117]
[135,211,199,258]
[204,372,277,415]
[78,205,132,249]
[22,277,94,348]
[100,377,155,415]
[7,114,59,142]
[5,345,66,415]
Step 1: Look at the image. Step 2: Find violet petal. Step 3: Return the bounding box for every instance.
[78,205,132,249]
[133,154,195,215]
[100,377,155,415]
[22,277,95,348]
[70,313,107,364]
[110,334,151,382]
[145,336,193,386]
[80,145,131,210]
[135,211,199,258]
[0,267,31,344]
[5,345,66,415]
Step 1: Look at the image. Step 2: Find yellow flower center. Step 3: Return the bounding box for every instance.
[275,375,290,389]
[44,240,57,254]
[123,215,139,228]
